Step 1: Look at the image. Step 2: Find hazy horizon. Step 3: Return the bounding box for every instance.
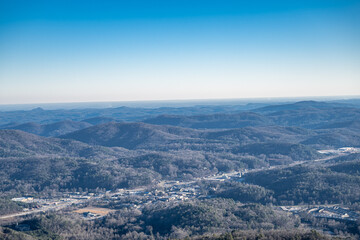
[1,1,359,104]
[0,95,359,111]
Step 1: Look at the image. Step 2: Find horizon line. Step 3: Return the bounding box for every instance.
[1,94,360,110]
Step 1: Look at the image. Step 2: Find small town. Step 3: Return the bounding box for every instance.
[6,170,246,221]
[5,149,360,225]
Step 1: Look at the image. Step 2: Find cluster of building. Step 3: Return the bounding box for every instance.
[9,167,360,226]
[11,197,34,203]
[106,170,248,209]
[108,184,202,209]
[11,192,103,214]
[318,147,360,154]
[279,205,360,222]
[9,170,248,219]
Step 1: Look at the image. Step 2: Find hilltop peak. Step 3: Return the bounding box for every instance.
[31,107,45,112]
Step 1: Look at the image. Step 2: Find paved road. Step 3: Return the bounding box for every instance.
[0,209,46,220]
[0,200,83,221]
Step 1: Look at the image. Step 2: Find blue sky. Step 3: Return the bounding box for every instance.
[0,0,359,104]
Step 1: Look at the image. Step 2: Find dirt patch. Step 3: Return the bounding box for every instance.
[73,207,115,216]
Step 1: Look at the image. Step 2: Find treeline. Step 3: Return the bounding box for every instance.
[1,214,116,240]
[244,160,360,205]
[198,181,274,204]
[198,229,339,240]
[192,160,360,207]
[2,199,301,239]
[0,198,31,216]
[3,198,358,239]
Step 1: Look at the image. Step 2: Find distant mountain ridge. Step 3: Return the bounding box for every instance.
[60,122,199,149]
[0,120,92,137]
[1,99,358,126]
[142,102,360,130]
[143,112,272,129]
[0,129,129,158]
[253,100,352,113]
[1,101,360,150]
[81,116,117,125]
[0,104,264,125]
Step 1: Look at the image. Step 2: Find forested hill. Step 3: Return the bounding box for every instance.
[143,112,272,129]
[0,124,321,195]
[143,104,360,130]
[0,129,130,159]
[252,100,352,113]
[0,100,359,127]
[0,120,92,137]
[0,104,261,125]
[60,122,199,149]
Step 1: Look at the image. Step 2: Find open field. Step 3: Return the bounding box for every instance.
[73,207,115,216]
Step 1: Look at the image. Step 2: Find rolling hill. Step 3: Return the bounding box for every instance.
[60,122,200,149]
[253,100,352,113]
[81,116,117,125]
[0,129,129,159]
[1,120,92,137]
[143,112,272,129]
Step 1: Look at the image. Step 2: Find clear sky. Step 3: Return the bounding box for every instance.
[0,0,359,104]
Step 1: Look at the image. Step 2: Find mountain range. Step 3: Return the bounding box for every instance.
[1,100,359,195]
